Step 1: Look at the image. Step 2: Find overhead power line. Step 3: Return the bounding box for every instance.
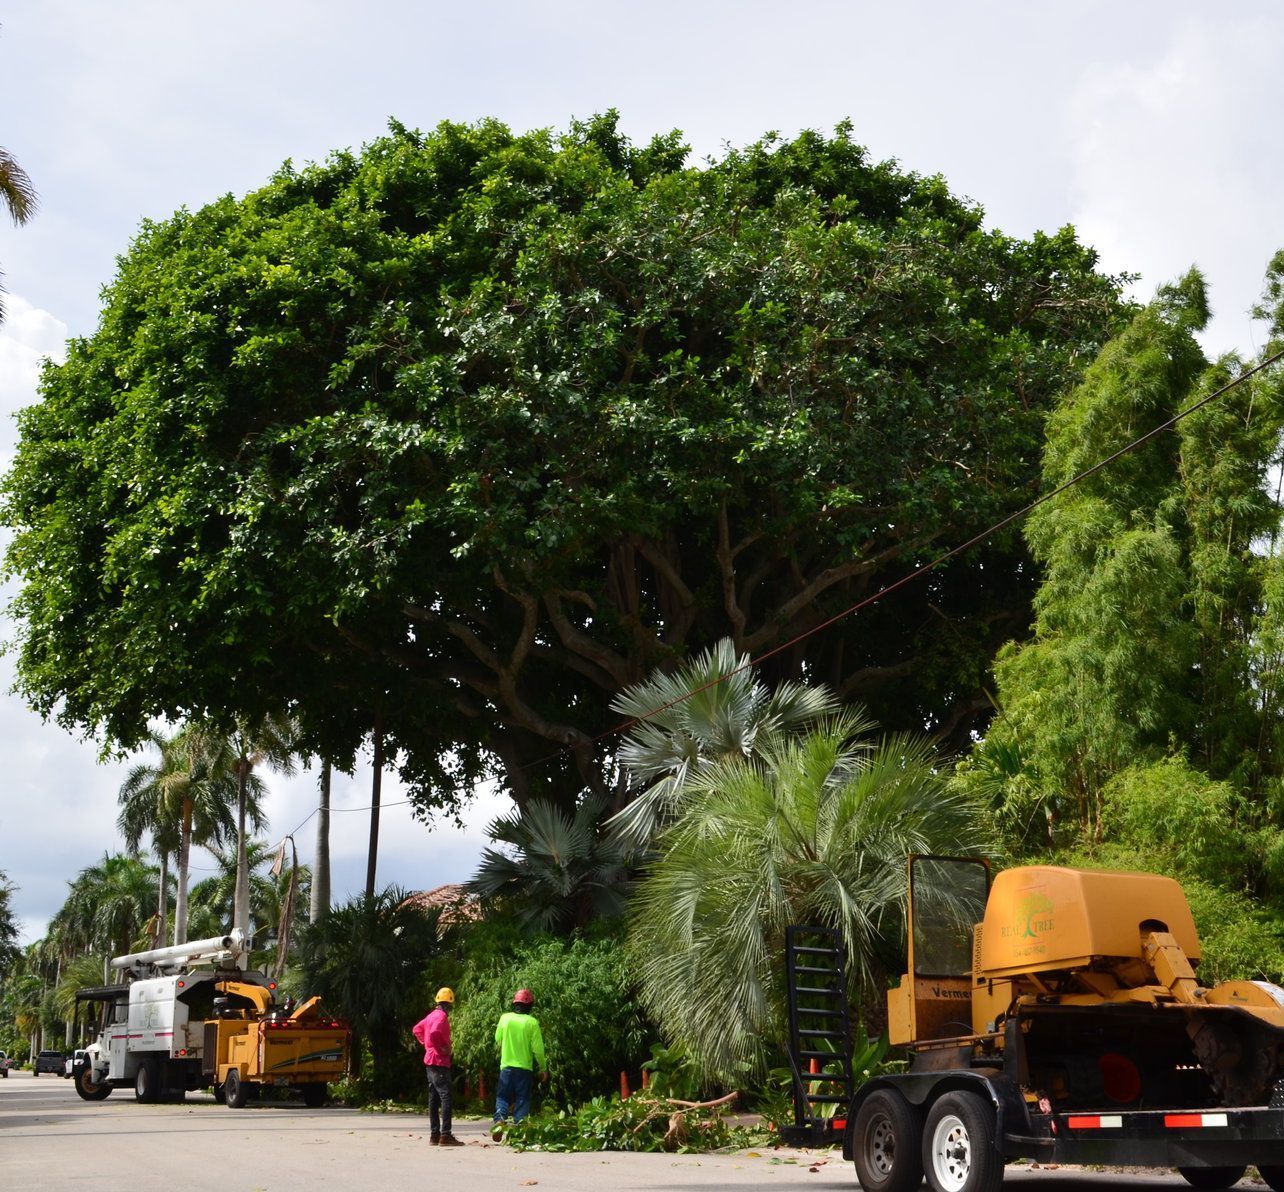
[568,345,1284,757]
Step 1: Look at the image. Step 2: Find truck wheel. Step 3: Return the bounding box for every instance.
[922,1091,1002,1192]
[134,1058,159,1104]
[224,1068,249,1109]
[1256,1167,1284,1191]
[73,1066,112,1102]
[300,1083,327,1109]
[852,1088,923,1192]
[1177,1167,1247,1189]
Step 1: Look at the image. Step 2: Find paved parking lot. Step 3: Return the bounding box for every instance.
[0,1073,1268,1191]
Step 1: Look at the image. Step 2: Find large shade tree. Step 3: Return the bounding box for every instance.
[1,115,1127,814]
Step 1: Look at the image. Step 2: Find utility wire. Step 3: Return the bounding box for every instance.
[529,345,1284,766]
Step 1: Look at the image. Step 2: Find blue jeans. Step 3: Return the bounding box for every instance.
[494,1066,534,1123]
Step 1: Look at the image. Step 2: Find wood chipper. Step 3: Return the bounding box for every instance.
[844,857,1284,1192]
[205,980,349,1108]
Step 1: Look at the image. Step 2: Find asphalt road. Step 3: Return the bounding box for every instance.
[0,1073,1272,1191]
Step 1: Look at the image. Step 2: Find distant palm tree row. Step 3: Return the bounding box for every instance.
[115,717,298,948]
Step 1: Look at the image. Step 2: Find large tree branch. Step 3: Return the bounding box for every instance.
[543,591,633,687]
[742,535,938,653]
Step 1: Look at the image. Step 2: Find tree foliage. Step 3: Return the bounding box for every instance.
[1,114,1126,814]
[293,887,442,1087]
[962,263,1284,845]
[450,929,649,1108]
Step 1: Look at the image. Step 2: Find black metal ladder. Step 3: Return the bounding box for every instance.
[782,924,853,1145]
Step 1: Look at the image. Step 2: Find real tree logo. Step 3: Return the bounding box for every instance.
[1002,891,1055,940]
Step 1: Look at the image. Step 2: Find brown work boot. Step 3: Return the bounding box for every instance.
[438,1133,465,1147]
[429,1134,441,1145]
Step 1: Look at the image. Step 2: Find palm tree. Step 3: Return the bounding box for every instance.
[609,638,839,848]
[628,714,989,1082]
[225,715,296,940]
[296,888,442,1084]
[310,761,332,924]
[0,871,19,977]
[52,854,158,960]
[0,146,36,324]
[117,726,261,944]
[187,839,310,959]
[466,795,632,933]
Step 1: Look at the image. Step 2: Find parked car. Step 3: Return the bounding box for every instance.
[33,1050,65,1076]
[0,1050,14,1077]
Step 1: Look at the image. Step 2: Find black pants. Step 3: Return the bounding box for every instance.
[426,1064,452,1135]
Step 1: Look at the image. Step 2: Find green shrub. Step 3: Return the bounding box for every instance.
[1100,757,1242,883]
[450,927,652,1108]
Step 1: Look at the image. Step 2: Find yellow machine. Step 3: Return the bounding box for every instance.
[203,980,349,1109]
[846,858,1284,1192]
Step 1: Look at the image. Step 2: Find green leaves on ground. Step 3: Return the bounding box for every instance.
[503,1093,769,1153]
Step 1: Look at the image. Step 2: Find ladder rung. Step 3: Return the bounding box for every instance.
[795,985,840,995]
[793,964,841,975]
[797,1007,843,1016]
[791,945,840,955]
[798,1049,847,1060]
[806,1091,850,1100]
[798,1028,845,1037]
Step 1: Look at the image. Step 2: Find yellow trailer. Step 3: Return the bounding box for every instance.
[202,980,348,1108]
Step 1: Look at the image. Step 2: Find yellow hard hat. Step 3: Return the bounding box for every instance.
[435,987,455,1005]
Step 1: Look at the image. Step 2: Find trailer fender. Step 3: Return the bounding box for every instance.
[843,1070,1034,1161]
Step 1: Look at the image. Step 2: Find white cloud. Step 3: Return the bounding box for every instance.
[1068,15,1284,356]
[0,295,66,464]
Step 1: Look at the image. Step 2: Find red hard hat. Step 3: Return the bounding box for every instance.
[513,988,534,1005]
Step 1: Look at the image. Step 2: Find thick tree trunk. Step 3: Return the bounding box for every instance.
[365,722,382,900]
[310,762,331,923]
[175,799,192,945]
[234,760,250,940]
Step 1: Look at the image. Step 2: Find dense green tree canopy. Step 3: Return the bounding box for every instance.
[2,114,1127,812]
[959,260,1284,848]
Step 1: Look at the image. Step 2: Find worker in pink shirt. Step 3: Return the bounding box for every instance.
[412,987,462,1146]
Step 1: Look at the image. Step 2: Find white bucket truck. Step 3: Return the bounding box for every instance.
[72,930,273,1102]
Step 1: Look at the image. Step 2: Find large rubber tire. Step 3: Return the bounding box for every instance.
[134,1057,159,1104]
[224,1068,249,1109]
[300,1082,327,1109]
[1257,1166,1284,1192]
[73,1066,112,1102]
[1177,1167,1247,1189]
[852,1088,923,1192]
[922,1091,1003,1192]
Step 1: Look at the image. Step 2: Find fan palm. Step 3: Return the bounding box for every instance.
[609,638,840,848]
[628,714,989,1081]
[466,795,632,933]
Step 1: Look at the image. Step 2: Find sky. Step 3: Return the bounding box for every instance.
[1,2,1282,944]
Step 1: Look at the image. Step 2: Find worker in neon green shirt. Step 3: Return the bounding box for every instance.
[491,988,547,1132]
